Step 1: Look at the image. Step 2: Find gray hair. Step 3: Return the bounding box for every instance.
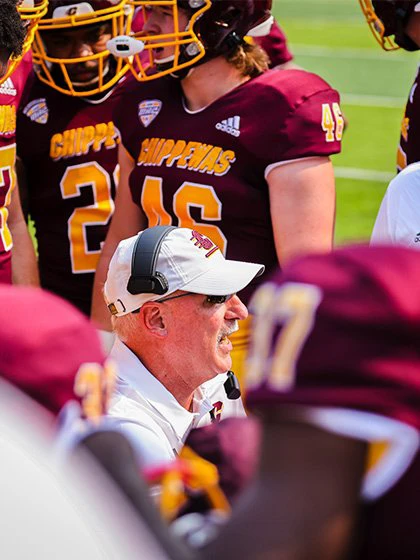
[111,312,139,343]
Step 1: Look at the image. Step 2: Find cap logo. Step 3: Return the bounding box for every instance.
[190,230,219,258]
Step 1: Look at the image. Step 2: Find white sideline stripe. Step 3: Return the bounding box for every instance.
[335,167,394,182]
[341,93,406,108]
[292,43,415,61]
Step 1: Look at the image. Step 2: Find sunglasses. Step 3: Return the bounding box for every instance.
[131,292,234,314]
[157,292,234,305]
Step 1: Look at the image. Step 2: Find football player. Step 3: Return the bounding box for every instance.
[359,0,420,170]
[91,0,343,382]
[0,0,45,284]
[16,0,135,314]
[203,245,420,559]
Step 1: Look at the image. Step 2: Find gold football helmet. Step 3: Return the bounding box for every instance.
[0,0,48,84]
[107,0,273,81]
[32,0,134,96]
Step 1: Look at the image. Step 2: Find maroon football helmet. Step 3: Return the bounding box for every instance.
[359,0,420,50]
[0,285,115,418]
[246,245,420,431]
[115,0,273,81]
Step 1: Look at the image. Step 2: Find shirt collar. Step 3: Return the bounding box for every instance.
[110,338,214,440]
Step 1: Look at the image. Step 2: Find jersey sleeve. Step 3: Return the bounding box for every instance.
[279,89,342,163]
[371,162,420,247]
[246,72,343,176]
[255,20,293,67]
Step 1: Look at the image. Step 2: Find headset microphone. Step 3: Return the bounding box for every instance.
[224,371,241,400]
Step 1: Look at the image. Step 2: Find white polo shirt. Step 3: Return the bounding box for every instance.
[371,162,420,247]
[107,338,246,468]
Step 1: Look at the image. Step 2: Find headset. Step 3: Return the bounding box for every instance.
[126,225,241,400]
[127,225,177,296]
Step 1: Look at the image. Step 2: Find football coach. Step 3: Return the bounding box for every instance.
[103,226,264,467]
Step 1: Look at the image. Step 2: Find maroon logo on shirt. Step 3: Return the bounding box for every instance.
[211,401,224,422]
[190,230,220,258]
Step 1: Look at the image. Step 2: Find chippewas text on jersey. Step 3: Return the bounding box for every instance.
[50,121,120,161]
[137,137,236,176]
[0,106,16,136]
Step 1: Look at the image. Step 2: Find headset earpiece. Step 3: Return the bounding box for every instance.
[127,226,177,295]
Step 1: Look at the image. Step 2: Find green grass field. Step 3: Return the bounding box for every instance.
[272,0,419,242]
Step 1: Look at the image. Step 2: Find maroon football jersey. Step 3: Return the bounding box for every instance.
[17,76,126,313]
[115,69,342,304]
[0,52,33,284]
[397,66,420,171]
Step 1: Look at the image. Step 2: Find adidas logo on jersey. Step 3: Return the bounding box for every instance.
[0,78,17,96]
[215,116,241,137]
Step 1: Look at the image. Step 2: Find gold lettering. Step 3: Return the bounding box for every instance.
[74,127,83,155]
[50,133,63,160]
[62,129,76,158]
[80,125,96,154]
[166,140,187,167]
[0,107,5,132]
[177,142,200,168]
[138,138,151,165]
[214,150,236,176]
[7,107,16,133]
[154,139,175,166]
[49,122,120,161]
[144,138,159,165]
[150,138,165,165]
[197,147,222,174]
[0,106,15,134]
[104,121,119,149]
[188,143,214,170]
[93,123,108,152]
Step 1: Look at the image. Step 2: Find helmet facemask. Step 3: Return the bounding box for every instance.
[32,0,134,96]
[119,0,209,81]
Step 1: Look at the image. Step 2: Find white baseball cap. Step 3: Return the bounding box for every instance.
[104,227,264,317]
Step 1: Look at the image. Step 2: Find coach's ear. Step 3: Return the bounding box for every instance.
[141,303,167,336]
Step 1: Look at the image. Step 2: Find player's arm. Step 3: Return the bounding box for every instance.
[267,156,336,266]
[91,144,146,331]
[8,183,39,286]
[203,415,366,560]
